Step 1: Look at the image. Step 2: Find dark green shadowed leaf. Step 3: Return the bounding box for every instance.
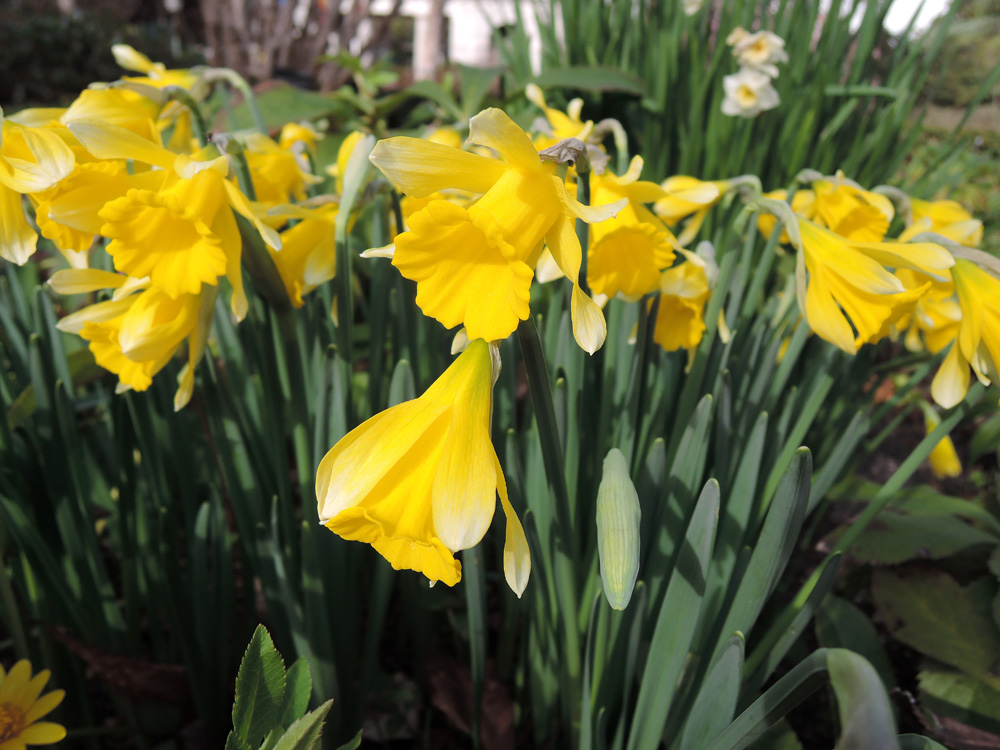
[627,479,719,750]
[680,634,745,750]
[827,649,899,750]
[279,660,313,729]
[815,596,895,689]
[897,736,947,750]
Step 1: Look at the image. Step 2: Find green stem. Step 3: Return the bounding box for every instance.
[203,68,267,134]
[516,317,583,740]
[0,553,29,660]
[575,170,592,298]
[162,86,209,148]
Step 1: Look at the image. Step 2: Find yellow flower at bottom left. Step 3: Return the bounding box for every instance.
[0,660,66,749]
[316,339,530,596]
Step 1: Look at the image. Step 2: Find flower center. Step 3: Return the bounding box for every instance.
[737,85,758,107]
[0,703,25,742]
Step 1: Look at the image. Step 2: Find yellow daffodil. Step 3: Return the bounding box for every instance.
[650,261,711,352]
[316,339,530,594]
[653,177,726,246]
[756,188,815,243]
[896,269,960,355]
[62,88,161,143]
[795,218,953,354]
[0,108,76,264]
[279,122,322,154]
[53,270,216,410]
[923,406,962,479]
[899,197,983,247]
[808,176,894,242]
[587,156,679,299]
[370,108,625,352]
[525,84,593,147]
[111,44,200,91]
[67,119,283,318]
[932,258,1000,408]
[325,131,365,195]
[267,204,337,307]
[0,660,66,749]
[243,133,319,204]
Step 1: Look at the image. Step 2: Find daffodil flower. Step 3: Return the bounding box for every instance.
[653,176,726,246]
[896,268,961,356]
[720,68,780,119]
[587,156,679,299]
[266,203,338,307]
[922,405,962,479]
[52,269,217,410]
[66,119,283,320]
[899,198,982,247]
[0,107,76,264]
[370,108,625,352]
[795,218,953,354]
[111,44,201,91]
[650,261,711,352]
[243,132,320,204]
[316,339,530,595]
[525,84,594,148]
[807,175,895,242]
[932,258,1000,408]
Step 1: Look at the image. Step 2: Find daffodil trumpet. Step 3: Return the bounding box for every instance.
[316,339,530,595]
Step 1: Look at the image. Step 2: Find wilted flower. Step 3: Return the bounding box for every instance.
[721,68,780,118]
[316,339,530,595]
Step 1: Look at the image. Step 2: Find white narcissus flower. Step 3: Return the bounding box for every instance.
[721,67,780,118]
[733,30,789,77]
[682,0,705,15]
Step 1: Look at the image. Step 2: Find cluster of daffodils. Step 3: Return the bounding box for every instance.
[10,48,998,596]
[2,46,347,410]
[755,170,999,416]
[722,27,787,118]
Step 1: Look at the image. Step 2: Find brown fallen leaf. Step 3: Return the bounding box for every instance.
[426,651,515,750]
[47,625,190,705]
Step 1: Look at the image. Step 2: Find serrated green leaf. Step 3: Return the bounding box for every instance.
[828,649,899,750]
[816,596,895,689]
[271,700,334,750]
[873,568,1000,686]
[225,731,254,750]
[680,634,744,750]
[278,660,313,729]
[233,625,287,747]
[918,660,1000,735]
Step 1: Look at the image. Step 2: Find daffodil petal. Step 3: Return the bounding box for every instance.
[468,108,540,172]
[369,137,505,197]
[0,183,37,265]
[496,454,530,597]
[932,342,970,409]
[66,119,174,169]
[48,269,126,295]
[804,266,857,353]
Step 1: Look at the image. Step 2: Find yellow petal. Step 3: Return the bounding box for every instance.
[804,265,858,353]
[23,690,65,724]
[932,342,970,409]
[66,119,174,169]
[0,183,37,264]
[468,108,541,172]
[12,671,50,712]
[393,200,533,342]
[223,180,282,251]
[852,241,955,280]
[48,269,126,295]
[56,297,135,334]
[432,343,497,551]
[0,123,75,193]
[369,137,506,197]
[15,722,67,745]
[496,454,530,597]
[0,660,31,703]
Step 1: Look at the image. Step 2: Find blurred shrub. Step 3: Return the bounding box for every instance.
[0,5,202,108]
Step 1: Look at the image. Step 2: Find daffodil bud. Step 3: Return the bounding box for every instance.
[596,448,641,610]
